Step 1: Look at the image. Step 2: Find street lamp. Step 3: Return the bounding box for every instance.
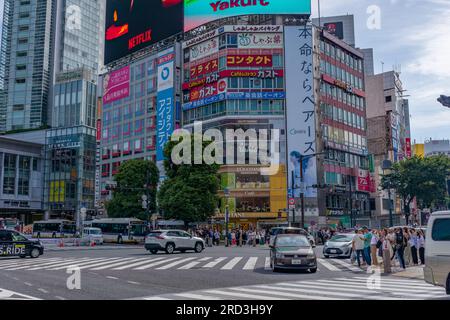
[381,160,394,227]
[224,188,230,248]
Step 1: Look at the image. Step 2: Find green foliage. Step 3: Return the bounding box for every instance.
[381,155,450,211]
[106,160,159,221]
[158,135,220,225]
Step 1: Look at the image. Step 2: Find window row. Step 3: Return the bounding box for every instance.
[320,60,364,90]
[322,124,368,150]
[320,103,366,131]
[321,82,365,111]
[320,40,363,72]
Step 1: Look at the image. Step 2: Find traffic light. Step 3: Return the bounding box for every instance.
[438,95,450,108]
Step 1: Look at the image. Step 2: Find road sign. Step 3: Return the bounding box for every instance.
[289,198,295,206]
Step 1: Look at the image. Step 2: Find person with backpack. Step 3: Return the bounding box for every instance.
[394,228,406,269]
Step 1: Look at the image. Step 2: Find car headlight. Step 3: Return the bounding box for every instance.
[275,252,284,259]
[307,254,316,259]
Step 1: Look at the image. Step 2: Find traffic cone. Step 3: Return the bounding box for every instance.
[58,239,65,248]
[90,240,96,247]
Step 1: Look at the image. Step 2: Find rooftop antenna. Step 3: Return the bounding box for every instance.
[318,0,322,26]
[381,61,385,73]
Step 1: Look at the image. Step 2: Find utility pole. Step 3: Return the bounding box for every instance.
[300,154,305,229]
[349,178,354,228]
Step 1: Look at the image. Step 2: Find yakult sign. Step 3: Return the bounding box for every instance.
[184,0,312,32]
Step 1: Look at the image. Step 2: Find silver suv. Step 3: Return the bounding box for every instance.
[144,230,205,254]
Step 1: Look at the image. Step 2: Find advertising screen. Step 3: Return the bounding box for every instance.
[104,0,183,65]
[102,66,130,105]
[324,22,344,40]
[184,0,312,32]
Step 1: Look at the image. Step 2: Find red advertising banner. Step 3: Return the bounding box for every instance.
[96,120,102,142]
[183,73,220,90]
[190,59,218,78]
[357,169,371,192]
[184,79,227,102]
[103,66,130,105]
[220,69,283,78]
[227,55,272,67]
[405,138,412,158]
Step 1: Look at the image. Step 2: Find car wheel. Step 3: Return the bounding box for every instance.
[30,248,40,259]
[150,249,158,254]
[446,274,450,295]
[165,243,175,254]
[310,268,317,273]
[117,236,123,244]
[194,242,204,253]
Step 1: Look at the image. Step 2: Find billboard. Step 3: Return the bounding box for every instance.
[104,0,183,65]
[237,33,283,49]
[102,66,130,105]
[156,49,176,162]
[227,54,272,67]
[285,25,317,200]
[184,0,312,32]
[324,22,344,40]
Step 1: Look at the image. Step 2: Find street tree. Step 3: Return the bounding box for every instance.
[381,155,450,222]
[106,159,159,221]
[158,134,220,227]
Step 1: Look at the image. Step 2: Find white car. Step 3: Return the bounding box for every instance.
[81,227,104,245]
[145,230,205,254]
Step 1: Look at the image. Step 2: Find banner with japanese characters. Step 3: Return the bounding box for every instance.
[285,25,318,200]
[237,33,283,49]
[227,54,272,67]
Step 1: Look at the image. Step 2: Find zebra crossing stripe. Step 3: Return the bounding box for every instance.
[351,277,430,286]
[317,258,340,271]
[178,257,212,270]
[264,257,271,270]
[22,258,99,271]
[0,258,56,267]
[113,257,166,270]
[202,257,227,268]
[0,258,62,270]
[203,289,284,300]
[331,259,364,272]
[337,277,441,288]
[221,257,243,270]
[243,257,258,270]
[90,258,145,271]
[38,258,110,271]
[3,258,76,271]
[156,257,196,270]
[144,297,171,300]
[134,257,181,270]
[231,286,344,300]
[174,293,222,300]
[75,258,132,270]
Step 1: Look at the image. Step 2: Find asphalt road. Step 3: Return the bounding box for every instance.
[0,244,448,300]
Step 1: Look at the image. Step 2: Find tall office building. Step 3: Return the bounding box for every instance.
[1,0,56,132]
[0,0,13,132]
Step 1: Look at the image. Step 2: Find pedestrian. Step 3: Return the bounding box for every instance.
[236,229,241,247]
[370,229,379,266]
[403,227,412,267]
[418,230,425,265]
[243,230,247,246]
[394,228,406,269]
[231,230,236,246]
[381,229,392,273]
[409,229,419,265]
[361,227,372,266]
[352,229,365,267]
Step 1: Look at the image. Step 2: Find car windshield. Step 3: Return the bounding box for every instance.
[276,236,310,247]
[330,235,353,242]
[11,232,27,242]
[89,229,101,235]
[148,232,162,237]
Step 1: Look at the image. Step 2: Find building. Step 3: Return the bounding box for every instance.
[0,131,45,224]
[0,0,12,132]
[43,68,98,224]
[366,70,411,227]
[424,139,450,157]
[0,0,56,132]
[312,14,355,47]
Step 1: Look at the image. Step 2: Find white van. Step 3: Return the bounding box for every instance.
[424,211,450,295]
[82,227,104,245]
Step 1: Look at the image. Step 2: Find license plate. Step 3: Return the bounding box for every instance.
[330,250,337,254]
[292,259,303,265]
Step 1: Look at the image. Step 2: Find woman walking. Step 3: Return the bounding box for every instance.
[403,227,412,267]
[370,229,379,266]
[409,229,419,265]
[381,229,392,273]
[418,230,426,265]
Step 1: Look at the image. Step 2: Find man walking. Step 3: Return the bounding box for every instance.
[352,229,365,267]
[361,227,372,266]
[395,228,406,269]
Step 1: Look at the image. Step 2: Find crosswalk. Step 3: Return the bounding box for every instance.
[135,276,449,300]
[0,256,371,273]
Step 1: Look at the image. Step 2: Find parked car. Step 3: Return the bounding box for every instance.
[81,227,104,245]
[269,234,317,273]
[269,227,316,248]
[323,233,354,258]
[424,211,450,295]
[0,229,44,259]
[144,230,205,254]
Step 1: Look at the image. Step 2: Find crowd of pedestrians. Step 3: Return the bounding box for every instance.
[351,227,426,272]
[189,227,270,247]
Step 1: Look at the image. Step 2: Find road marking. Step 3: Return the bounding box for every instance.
[55,296,67,300]
[5,258,80,271]
[143,297,171,300]
[332,259,364,272]
[89,258,142,270]
[113,257,166,270]
[317,258,340,271]
[28,258,103,270]
[24,282,33,287]
[243,257,258,270]
[106,276,119,280]
[0,258,62,270]
[221,257,243,270]
[233,286,343,300]
[264,257,271,270]
[0,288,41,300]
[37,288,49,294]
[127,281,140,285]
[178,257,212,270]
[134,257,181,270]
[156,257,196,270]
[202,257,227,268]
[174,293,222,300]
[204,290,284,300]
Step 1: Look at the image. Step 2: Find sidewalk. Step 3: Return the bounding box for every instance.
[391,266,424,280]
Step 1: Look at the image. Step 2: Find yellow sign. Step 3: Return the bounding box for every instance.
[50,181,65,203]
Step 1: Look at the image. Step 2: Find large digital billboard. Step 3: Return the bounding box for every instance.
[104,0,183,65]
[184,0,312,32]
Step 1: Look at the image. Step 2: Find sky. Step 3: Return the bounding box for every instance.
[0,0,448,142]
[311,0,450,143]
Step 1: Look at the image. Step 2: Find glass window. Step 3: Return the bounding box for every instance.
[3,154,17,195]
[432,219,450,241]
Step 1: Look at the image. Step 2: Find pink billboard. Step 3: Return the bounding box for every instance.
[103,66,130,105]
